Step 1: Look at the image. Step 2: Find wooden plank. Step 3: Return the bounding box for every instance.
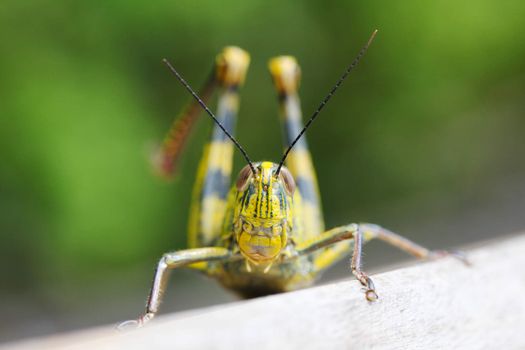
[4,234,525,350]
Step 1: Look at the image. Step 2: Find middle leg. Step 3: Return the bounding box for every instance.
[118,247,235,329]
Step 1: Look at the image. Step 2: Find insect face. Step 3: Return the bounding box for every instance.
[233,162,295,263]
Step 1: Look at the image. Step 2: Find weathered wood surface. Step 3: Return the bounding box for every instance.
[4,234,525,350]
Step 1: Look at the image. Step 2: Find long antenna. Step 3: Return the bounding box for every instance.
[163,58,256,175]
[275,29,378,176]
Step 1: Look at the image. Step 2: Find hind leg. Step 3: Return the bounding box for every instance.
[269,56,325,236]
[187,47,250,248]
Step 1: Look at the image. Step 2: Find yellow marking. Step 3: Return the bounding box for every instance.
[313,242,351,271]
[207,141,234,175]
[312,228,377,271]
[238,231,282,262]
[187,262,208,270]
[245,259,252,272]
[363,230,376,241]
[302,202,324,239]
[244,194,258,217]
[271,195,283,218]
[260,162,274,181]
[200,195,228,243]
[216,47,250,86]
[268,56,301,94]
[263,261,274,274]
[285,149,317,184]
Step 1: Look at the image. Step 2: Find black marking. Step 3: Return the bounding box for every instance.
[201,168,231,200]
[265,175,271,218]
[226,85,240,92]
[212,109,236,142]
[255,185,261,218]
[270,186,275,218]
[240,188,249,208]
[278,189,285,211]
[279,187,288,214]
[264,192,269,218]
[281,96,308,151]
[247,186,255,209]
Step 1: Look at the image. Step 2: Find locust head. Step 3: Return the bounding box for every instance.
[233,161,295,263]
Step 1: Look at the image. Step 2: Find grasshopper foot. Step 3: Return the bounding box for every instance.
[353,271,379,302]
[430,249,471,266]
[116,312,155,331]
[365,289,378,302]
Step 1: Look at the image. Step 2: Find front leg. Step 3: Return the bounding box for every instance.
[295,224,377,301]
[293,223,469,302]
[118,247,233,329]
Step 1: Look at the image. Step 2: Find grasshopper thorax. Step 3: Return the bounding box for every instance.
[233,161,295,263]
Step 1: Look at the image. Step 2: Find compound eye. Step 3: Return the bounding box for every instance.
[279,167,296,196]
[236,164,253,191]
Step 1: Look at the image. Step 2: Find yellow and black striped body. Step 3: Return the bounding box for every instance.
[185,51,351,297]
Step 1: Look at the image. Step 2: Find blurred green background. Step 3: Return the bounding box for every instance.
[1,0,524,342]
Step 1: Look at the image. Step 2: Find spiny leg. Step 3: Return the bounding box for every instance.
[326,224,378,301]
[118,247,233,329]
[153,70,218,178]
[187,47,250,248]
[294,224,377,300]
[268,57,325,236]
[350,226,378,301]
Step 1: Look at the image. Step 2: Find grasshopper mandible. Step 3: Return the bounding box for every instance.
[119,30,468,328]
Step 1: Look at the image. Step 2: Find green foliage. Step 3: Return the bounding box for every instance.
[0,0,524,294]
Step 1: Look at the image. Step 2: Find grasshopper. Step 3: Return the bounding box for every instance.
[120,30,468,328]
